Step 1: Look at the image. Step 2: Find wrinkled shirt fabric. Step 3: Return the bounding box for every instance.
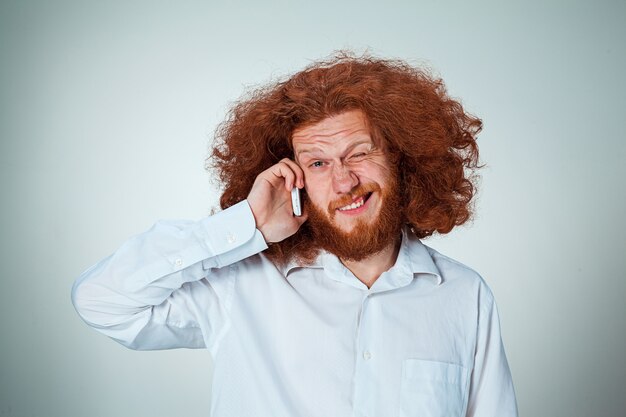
[72,200,518,417]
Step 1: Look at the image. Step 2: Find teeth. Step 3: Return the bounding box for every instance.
[338,197,365,211]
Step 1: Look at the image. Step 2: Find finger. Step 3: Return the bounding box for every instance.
[280,158,305,189]
[271,163,296,191]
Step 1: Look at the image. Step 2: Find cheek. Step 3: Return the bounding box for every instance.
[352,161,392,184]
[304,178,330,206]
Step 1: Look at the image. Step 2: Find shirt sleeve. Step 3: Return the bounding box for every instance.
[71,200,268,352]
[466,286,519,417]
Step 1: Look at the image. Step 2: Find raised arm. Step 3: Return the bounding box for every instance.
[71,159,307,352]
[71,200,268,351]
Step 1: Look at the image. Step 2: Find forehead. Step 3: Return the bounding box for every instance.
[292,110,372,149]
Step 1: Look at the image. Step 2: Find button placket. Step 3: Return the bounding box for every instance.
[352,293,375,416]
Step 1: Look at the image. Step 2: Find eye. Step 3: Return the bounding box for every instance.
[310,160,325,168]
[350,152,367,160]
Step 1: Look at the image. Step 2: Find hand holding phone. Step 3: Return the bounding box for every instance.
[247,158,306,243]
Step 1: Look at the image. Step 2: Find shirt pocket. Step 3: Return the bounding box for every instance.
[399,359,470,417]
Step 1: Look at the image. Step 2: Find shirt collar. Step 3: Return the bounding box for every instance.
[389,226,442,287]
[278,226,442,290]
[278,252,323,276]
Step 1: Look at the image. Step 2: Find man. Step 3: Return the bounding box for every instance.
[72,53,518,416]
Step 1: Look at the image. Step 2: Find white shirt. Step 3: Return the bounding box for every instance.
[72,200,518,417]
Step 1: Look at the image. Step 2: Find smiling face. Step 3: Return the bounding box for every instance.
[293,110,403,260]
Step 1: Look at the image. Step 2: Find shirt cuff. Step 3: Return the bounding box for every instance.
[200,200,269,269]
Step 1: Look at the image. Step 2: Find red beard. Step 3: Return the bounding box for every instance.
[304,176,403,261]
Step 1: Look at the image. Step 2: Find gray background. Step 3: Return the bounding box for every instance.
[1,0,625,416]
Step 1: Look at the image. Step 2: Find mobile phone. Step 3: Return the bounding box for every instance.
[291,187,302,216]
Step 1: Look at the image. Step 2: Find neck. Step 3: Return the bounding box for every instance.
[340,235,402,289]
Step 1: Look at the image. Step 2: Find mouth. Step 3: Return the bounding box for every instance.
[336,192,373,214]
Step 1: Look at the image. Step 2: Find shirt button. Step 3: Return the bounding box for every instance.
[363,350,372,360]
[226,233,236,244]
[174,258,183,267]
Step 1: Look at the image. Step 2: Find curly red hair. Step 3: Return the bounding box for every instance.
[208,52,483,264]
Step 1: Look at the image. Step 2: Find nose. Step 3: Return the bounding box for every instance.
[331,163,359,194]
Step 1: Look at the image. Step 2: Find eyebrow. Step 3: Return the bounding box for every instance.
[296,147,323,157]
[296,140,373,158]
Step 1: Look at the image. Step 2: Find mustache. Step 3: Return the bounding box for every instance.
[327,183,381,213]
